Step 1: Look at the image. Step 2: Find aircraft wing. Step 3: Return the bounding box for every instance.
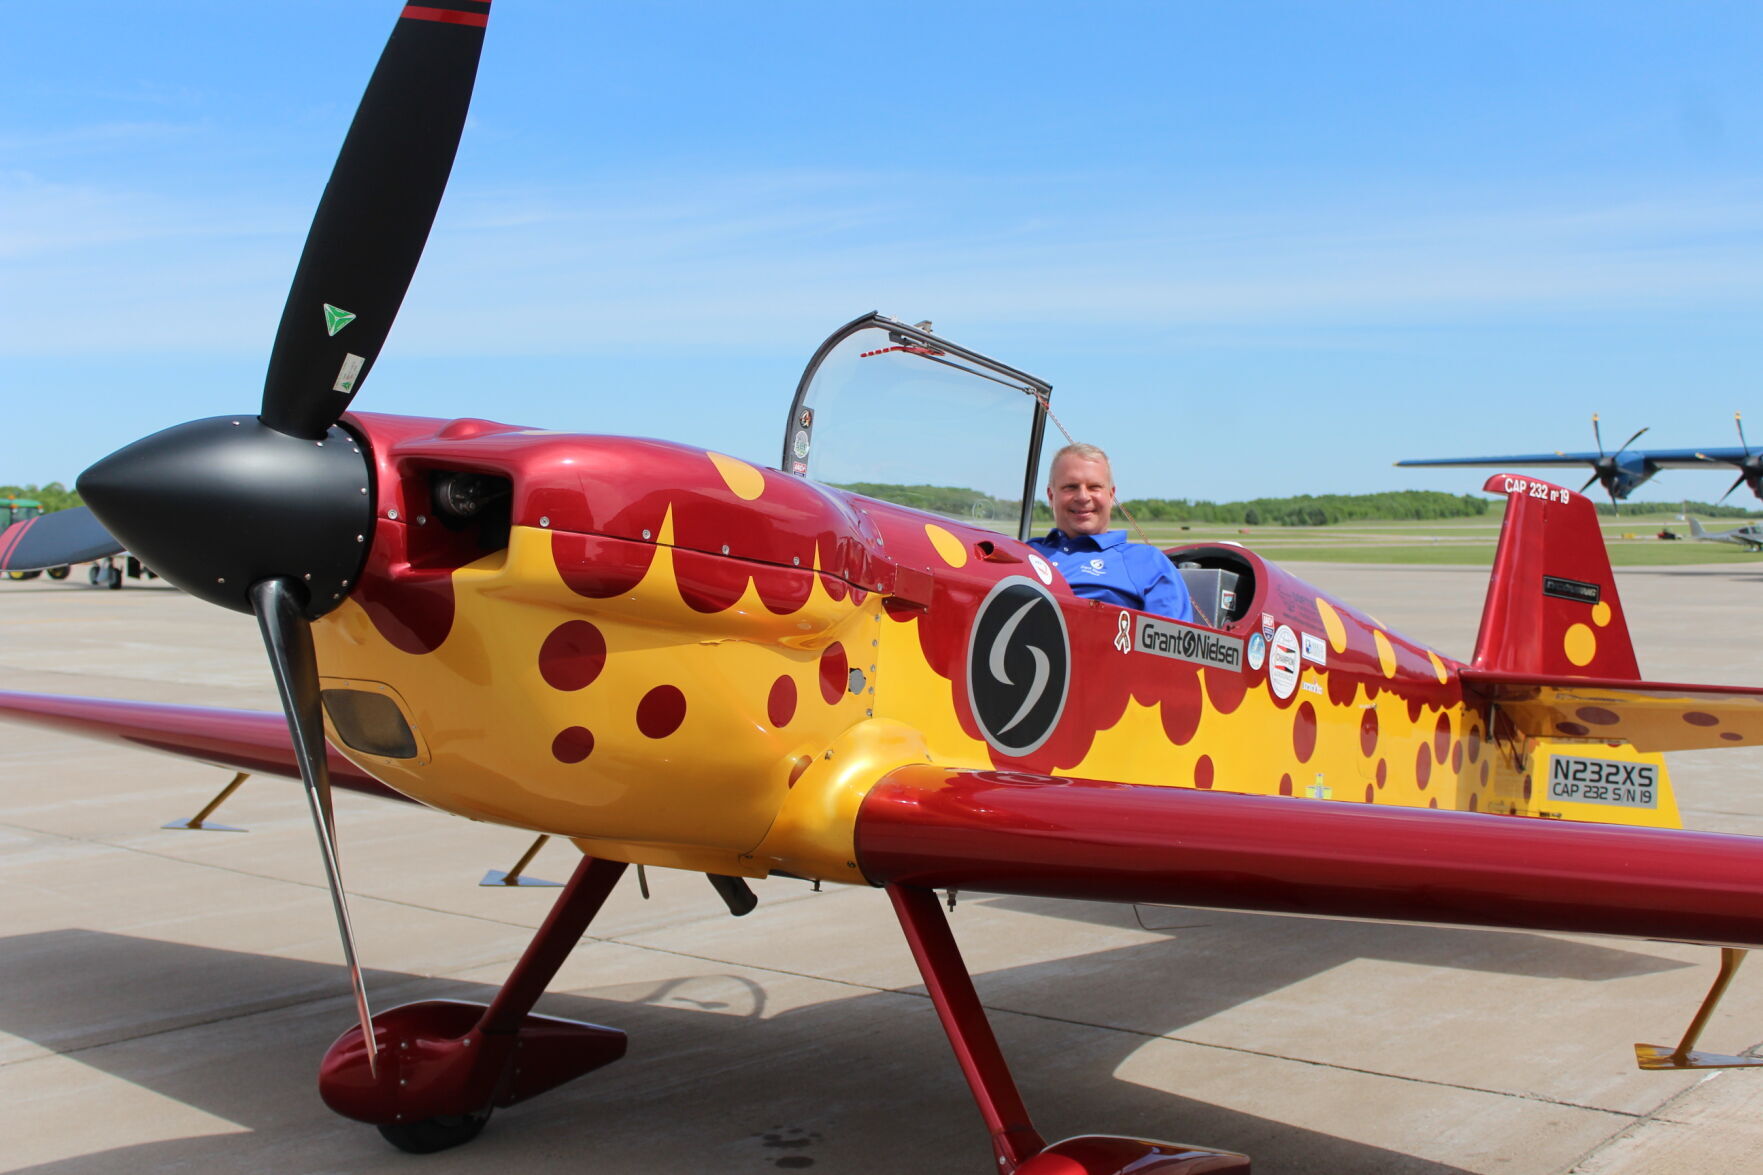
[0,690,409,803]
[854,765,1763,950]
[1461,669,1763,752]
[1396,448,1719,471]
[0,506,125,571]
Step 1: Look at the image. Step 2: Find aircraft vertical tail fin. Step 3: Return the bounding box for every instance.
[1688,516,1709,539]
[1472,474,1640,678]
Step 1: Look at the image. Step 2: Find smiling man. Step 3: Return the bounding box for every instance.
[1029,442,1194,622]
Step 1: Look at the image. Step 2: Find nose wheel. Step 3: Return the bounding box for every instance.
[376,1109,492,1155]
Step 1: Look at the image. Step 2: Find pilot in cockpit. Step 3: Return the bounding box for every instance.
[1029,443,1194,623]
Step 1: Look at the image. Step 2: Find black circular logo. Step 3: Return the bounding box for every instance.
[965,576,1070,756]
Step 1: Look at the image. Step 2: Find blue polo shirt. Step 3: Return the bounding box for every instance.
[1028,528,1194,622]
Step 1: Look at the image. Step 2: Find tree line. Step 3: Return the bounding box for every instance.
[1,483,82,512]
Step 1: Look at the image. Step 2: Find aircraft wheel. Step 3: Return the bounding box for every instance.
[47,565,70,580]
[8,569,42,580]
[376,1110,491,1155]
[88,565,101,585]
[106,566,123,589]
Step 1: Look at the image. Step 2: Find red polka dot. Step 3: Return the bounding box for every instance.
[1278,773,1293,796]
[1359,708,1379,757]
[819,642,849,705]
[1433,713,1451,764]
[1194,755,1214,790]
[1577,706,1620,726]
[538,620,607,692]
[551,726,595,763]
[1466,792,1478,812]
[1466,726,1482,763]
[1722,731,1744,742]
[1685,711,1719,727]
[1376,759,1387,788]
[1556,721,1590,736]
[1292,702,1318,762]
[1480,760,1490,786]
[637,685,686,738]
[1522,774,1533,800]
[788,755,813,786]
[1365,784,1375,804]
[767,675,797,727]
[1427,797,1439,809]
[1415,743,1431,789]
[1451,740,1464,773]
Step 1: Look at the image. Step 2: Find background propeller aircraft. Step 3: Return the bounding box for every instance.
[15,4,1763,1172]
[1686,515,1763,552]
[1397,412,1763,511]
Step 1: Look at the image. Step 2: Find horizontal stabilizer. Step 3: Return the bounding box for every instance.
[855,765,1763,949]
[0,690,407,802]
[1463,669,1763,752]
[0,506,124,572]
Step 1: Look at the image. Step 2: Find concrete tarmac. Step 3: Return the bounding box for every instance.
[5,563,1763,1174]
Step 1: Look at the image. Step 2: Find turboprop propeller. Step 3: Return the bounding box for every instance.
[1702,412,1763,504]
[73,1,494,1069]
[1567,413,1650,513]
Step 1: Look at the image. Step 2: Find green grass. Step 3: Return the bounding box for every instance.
[1131,507,1763,567]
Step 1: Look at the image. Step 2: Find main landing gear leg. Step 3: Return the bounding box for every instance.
[318,855,630,1153]
[888,885,1250,1174]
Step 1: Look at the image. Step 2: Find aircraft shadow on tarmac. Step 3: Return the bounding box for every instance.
[4,916,1693,1175]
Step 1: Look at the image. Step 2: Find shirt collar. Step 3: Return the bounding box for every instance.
[1045,528,1128,550]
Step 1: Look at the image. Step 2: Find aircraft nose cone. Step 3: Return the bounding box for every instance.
[78,416,376,617]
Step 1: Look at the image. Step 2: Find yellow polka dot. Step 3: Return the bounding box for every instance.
[1564,623,1597,667]
[1374,630,1397,678]
[925,524,968,567]
[1427,650,1449,684]
[1315,598,1348,653]
[707,451,765,501]
[1591,601,1611,627]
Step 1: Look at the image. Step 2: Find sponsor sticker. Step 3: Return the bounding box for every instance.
[333,352,365,394]
[1029,552,1054,586]
[1546,754,1658,809]
[1268,624,1300,699]
[1542,575,1601,605]
[1114,610,1133,654]
[1246,631,1266,671]
[1134,616,1244,671]
[1301,680,1324,695]
[1261,611,1275,642]
[1300,632,1327,665]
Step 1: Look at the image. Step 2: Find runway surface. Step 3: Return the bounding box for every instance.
[6,563,1763,1174]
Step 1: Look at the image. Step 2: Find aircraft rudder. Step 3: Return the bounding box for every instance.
[1472,474,1639,678]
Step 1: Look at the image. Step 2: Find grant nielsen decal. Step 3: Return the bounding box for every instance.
[1134,616,1244,672]
[965,576,1070,755]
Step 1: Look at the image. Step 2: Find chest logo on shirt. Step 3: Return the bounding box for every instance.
[965,576,1070,756]
[1082,557,1107,576]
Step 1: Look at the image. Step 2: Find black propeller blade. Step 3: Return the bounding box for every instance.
[252,577,378,1072]
[262,1,491,440]
[0,506,123,573]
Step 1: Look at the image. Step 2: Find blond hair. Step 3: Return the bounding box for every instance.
[1048,442,1113,486]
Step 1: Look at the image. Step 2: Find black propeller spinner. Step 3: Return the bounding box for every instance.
[76,1,494,1069]
[1570,413,1649,515]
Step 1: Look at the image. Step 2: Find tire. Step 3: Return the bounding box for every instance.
[376,1110,491,1154]
[88,565,101,585]
[7,569,41,581]
[47,565,70,580]
[107,566,123,590]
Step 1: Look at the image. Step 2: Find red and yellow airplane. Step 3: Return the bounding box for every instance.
[10,5,1763,1171]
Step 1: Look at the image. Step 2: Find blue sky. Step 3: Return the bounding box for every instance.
[5,1,1762,503]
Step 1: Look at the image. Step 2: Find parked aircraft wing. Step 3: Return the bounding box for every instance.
[0,691,408,803]
[854,765,1763,949]
[0,506,123,572]
[1461,670,1763,753]
[1397,448,1720,471]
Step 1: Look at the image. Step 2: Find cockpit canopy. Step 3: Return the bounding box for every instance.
[782,314,1052,540]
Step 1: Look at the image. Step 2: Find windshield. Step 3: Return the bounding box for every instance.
[783,315,1051,538]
